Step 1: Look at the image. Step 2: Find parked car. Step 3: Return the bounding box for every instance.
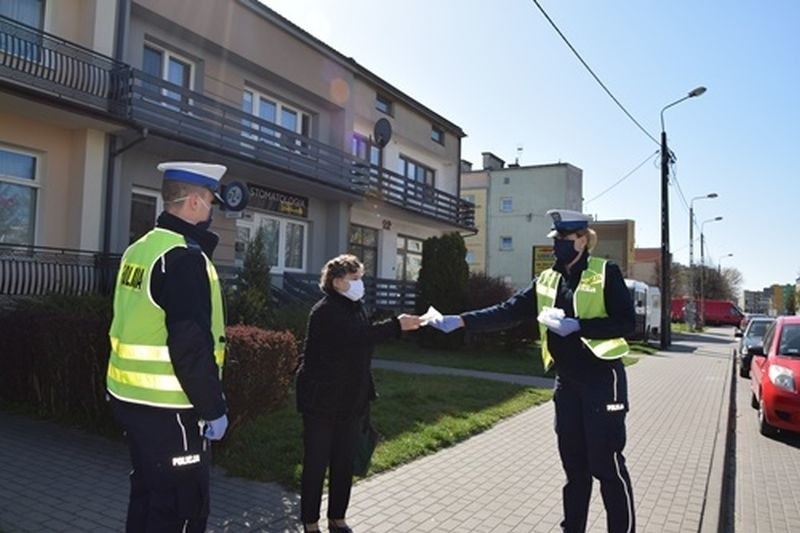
[739,312,768,332]
[624,279,660,341]
[749,316,800,436]
[735,316,775,378]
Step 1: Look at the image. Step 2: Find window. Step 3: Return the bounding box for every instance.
[431,125,444,145]
[236,214,307,273]
[500,197,513,212]
[396,235,423,281]
[142,45,194,108]
[376,93,392,115]
[349,225,378,276]
[398,156,435,187]
[0,0,44,28]
[500,236,513,251]
[0,146,38,245]
[351,134,381,166]
[242,88,309,148]
[129,187,163,243]
[503,177,510,185]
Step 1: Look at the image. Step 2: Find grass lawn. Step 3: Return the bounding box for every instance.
[375,339,644,376]
[217,368,551,489]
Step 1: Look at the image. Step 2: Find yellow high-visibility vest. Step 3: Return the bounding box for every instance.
[536,256,629,370]
[107,228,225,408]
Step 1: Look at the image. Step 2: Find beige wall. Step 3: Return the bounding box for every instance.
[462,177,488,273]
[44,0,117,56]
[0,112,107,249]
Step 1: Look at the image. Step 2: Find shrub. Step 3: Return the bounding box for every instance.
[416,232,470,349]
[226,226,272,328]
[267,303,312,348]
[223,326,300,430]
[0,298,115,432]
[462,272,538,350]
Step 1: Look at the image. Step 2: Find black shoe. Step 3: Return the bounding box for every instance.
[328,525,353,533]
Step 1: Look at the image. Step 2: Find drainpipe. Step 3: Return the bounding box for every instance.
[101,0,131,256]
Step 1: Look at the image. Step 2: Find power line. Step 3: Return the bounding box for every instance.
[530,0,660,146]
[584,150,659,204]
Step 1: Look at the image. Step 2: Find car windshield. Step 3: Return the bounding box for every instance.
[747,320,773,338]
[778,324,800,356]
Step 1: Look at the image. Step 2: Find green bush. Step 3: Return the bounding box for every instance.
[416,232,469,348]
[226,225,271,328]
[463,273,538,350]
[223,325,300,431]
[267,303,311,348]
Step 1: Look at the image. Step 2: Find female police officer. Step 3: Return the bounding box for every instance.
[428,209,636,533]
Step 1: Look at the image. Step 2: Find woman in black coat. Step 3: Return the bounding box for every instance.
[296,254,420,533]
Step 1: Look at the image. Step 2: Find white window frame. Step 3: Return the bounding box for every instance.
[500,197,513,212]
[142,43,195,111]
[129,186,163,241]
[0,144,40,245]
[236,212,308,274]
[500,236,513,251]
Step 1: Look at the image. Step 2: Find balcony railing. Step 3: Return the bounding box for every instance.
[0,244,120,296]
[0,15,127,114]
[273,273,417,313]
[0,15,475,229]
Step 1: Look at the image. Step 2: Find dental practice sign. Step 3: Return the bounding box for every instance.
[247,183,308,218]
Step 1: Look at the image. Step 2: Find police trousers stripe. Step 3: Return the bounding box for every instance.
[614,452,634,533]
[611,367,618,403]
[176,413,188,452]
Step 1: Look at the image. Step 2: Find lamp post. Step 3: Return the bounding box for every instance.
[660,86,707,349]
[718,253,733,274]
[699,216,723,327]
[688,193,718,330]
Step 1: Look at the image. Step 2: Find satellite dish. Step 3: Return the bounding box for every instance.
[373,118,392,149]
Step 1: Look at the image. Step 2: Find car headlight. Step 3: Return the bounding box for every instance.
[768,364,796,392]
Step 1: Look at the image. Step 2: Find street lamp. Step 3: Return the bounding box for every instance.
[660,86,707,349]
[718,253,734,274]
[699,216,723,327]
[688,192,718,330]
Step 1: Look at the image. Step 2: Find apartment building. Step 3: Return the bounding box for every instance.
[460,152,582,288]
[0,0,473,302]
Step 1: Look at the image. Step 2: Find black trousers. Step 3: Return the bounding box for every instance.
[111,397,210,533]
[554,363,635,533]
[300,414,361,523]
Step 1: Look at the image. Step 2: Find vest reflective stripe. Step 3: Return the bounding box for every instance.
[536,256,629,369]
[110,337,171,362]
[107,227,226,408]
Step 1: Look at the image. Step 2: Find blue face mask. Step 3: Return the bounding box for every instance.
[553,238,579,264]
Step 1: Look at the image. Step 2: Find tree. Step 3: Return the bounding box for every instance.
[226,226,271,328]
[787,289,797,315]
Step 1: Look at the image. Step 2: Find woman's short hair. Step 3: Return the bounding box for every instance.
[319,254,363,292]
[576,228,598,251]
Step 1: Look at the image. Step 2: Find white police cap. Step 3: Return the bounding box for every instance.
[546,209,593,238]
[157,161,226,192]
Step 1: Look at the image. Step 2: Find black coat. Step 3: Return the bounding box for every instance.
[296,291,400,418]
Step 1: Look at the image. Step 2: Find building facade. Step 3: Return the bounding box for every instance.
[0,0,474,303]
[460,152,582,289]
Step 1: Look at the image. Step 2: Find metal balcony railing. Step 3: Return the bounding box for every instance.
[0,243,120,296]
[0,15,475,229]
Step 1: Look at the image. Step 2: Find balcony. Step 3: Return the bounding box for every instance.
[0,15,475,229]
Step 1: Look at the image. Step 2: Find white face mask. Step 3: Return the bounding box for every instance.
[340,278,365,301]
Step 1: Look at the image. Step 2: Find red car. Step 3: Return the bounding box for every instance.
[749,316,800,436]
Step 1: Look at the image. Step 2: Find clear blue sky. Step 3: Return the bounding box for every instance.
[261,0,800,293]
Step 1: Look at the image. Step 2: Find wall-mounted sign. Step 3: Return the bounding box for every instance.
[247,183,308,218]
[532,245,555,277]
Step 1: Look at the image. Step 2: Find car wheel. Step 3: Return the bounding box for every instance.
[751,391,758,409]
[758,396,777,437]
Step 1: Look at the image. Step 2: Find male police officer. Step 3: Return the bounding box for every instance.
[428,209,636,533]
[107,162,229,532]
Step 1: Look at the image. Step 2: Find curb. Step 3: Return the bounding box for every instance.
[699,347,736,532]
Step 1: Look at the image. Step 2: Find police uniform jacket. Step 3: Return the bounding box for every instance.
[147,211,227,420]
[296,290,400,419]
[461,251,635,383]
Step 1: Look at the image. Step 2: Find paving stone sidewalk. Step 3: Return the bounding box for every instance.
[0,334,732,532]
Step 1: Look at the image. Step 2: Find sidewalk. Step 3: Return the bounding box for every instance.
[0,333,733,532]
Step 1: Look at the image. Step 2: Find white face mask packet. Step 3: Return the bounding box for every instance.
[537,306,565,328]
[419,306,443,326]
